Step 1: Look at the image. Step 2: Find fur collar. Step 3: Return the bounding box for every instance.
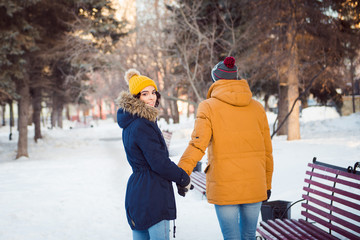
[116,91,159,122]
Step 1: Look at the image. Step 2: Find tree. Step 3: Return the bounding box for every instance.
[165,0,256,123]
[167,0,359,140]
[332,0,360,114]
[0,0,41,157]
[0,0,127,158]
[34,0,127,129]
[111,0,192,123]
[241,0,353,140]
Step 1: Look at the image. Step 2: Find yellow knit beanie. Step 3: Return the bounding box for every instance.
[124,69,158,95]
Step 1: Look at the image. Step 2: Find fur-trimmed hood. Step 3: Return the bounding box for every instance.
[116,91,159,128]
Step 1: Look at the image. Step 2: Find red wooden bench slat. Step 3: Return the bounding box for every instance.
[297,219,340,240]
[290,219,335,240]
[191,172,206,184]
[306,170,360,189]
[267,220,300,240]
[191,178,205,189]
[308,162,360,180]
[191,174,204,185]
[274,219,305,239]
[191,178,206,191]
[293,219,339,240]
[161,131,172,148]
[304,178,360,201]
[259,221,287,239]
[191,177,205,186]
[190,172,206,196]
[302,203,360,235]
[256,226,279,240]
[302,210,360,240]
[302,194,360,222]
[303,187,360,211]
[284,219,317,240]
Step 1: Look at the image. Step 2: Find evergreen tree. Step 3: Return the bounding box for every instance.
[168,0,359,140]
[0,0,127,158]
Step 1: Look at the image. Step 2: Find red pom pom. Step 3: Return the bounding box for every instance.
[224,56,235,68]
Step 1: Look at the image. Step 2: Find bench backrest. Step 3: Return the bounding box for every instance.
[162,130,172,149]
[302,160,360,240]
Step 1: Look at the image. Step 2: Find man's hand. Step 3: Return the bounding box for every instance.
[263,189,271,202]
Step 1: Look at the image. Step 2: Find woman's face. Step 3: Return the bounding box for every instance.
[139,86,157,107]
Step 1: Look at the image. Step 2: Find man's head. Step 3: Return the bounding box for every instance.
[211,56,238,82]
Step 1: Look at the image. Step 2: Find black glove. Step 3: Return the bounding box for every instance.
[263,189,271,202]
[177,183,194,197]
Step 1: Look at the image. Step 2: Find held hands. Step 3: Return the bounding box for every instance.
[177,182,194,197]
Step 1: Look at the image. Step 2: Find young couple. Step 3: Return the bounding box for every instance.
[116,57,274,240]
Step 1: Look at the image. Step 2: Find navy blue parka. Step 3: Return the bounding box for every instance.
[116,91,190,230]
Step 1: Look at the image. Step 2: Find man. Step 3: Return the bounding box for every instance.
[177,57,273,240]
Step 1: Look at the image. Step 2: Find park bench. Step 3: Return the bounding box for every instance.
[162,130,172,149]
[190,171,207,197]
[257,157,360,240]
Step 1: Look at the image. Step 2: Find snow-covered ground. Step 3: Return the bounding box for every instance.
[0,106,359,240]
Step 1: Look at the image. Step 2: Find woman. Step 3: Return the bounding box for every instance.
[116,69,191,240]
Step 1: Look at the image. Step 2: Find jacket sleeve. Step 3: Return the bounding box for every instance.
[178,102,213,175]
[134,120,190,187]
[262,110,274,190]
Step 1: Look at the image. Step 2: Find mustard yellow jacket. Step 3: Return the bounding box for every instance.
[178,80,273,205]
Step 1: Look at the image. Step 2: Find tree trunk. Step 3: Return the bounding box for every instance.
[57,104,63,128]
[16,78,30,159]
[350,57,356,113]
[27,104,33,126]
[286,10,300,141]
[52,95,64,128]
[161,94,171,124]
[277,82,288,136]
[65,104,70,121]
[51,93,58,128]
[170,89,180,124]
[1,104,5,126]
[32,87,42,142]
[83,108,87,124]
[264,94,270,112]
[170,99,179,124]
[9,99,14,127]
[51,107,56,128]
[98,98,103,120]
[287,69,300,140]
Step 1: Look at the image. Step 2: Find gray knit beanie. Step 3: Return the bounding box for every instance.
[211,56,238,82]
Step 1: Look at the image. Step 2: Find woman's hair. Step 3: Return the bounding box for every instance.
[133,91,161,107]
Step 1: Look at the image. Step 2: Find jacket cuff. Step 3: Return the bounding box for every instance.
[178,170,190,187]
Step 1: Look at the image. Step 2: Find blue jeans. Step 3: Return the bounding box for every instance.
[132,220,170,240]
[215,202,262,240]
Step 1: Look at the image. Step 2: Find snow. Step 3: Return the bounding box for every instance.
[0,106,359,240]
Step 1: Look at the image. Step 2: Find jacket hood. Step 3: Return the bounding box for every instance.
[116,91,159,128]
[206,79,252,107]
